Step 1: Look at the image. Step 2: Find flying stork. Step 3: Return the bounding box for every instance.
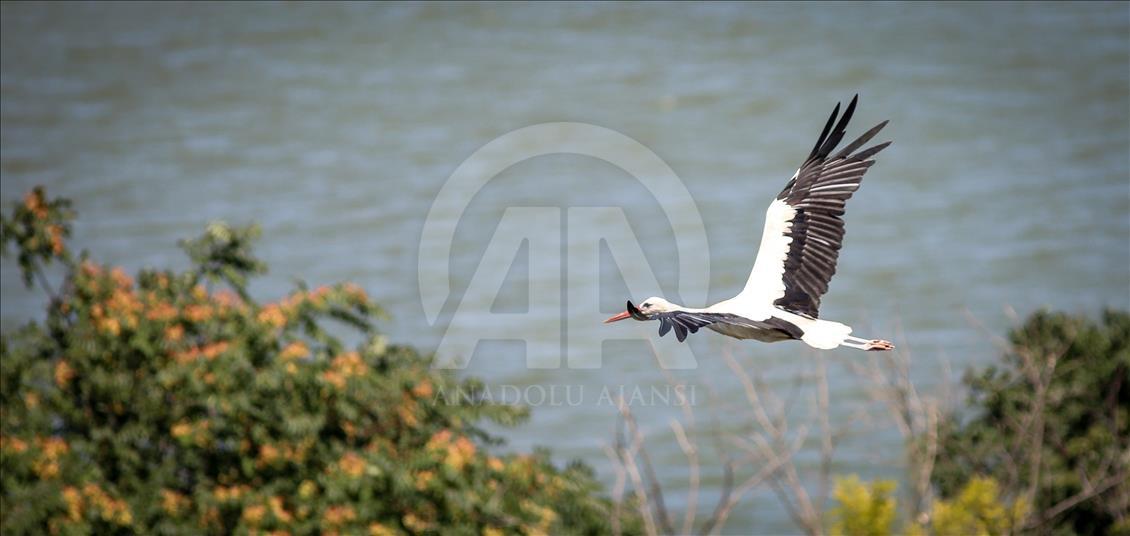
[604,95,895,351]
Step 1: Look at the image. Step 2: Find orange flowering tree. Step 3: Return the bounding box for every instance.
[1,188,638,535]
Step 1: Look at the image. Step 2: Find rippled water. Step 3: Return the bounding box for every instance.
[3,3,1127,532]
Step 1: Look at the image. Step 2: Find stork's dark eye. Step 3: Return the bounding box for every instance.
[641,302,651,308]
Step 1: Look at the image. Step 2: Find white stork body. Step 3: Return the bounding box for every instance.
[605,95,894,352]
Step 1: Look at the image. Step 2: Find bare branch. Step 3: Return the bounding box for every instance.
[1025,471,1129,530]
[671,419,700,536]
[616,398,672,536]
[816,354,834,513]
[617,419,658,535]
[711,458,790,535]
[603,445,627,536]
[723,350,781,439]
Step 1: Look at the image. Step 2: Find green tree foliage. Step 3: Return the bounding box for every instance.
[829,475,897,536]
[829,475,1026,536]
[0,188,639,535]
[931,310,1129,534]
[927,476,1028,536]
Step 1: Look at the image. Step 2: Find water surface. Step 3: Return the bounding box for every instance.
[3,3,1127,532]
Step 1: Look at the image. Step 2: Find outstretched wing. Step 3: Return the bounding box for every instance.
[627,302,802,343]
[740,95,890,318]
[655,310,717,342]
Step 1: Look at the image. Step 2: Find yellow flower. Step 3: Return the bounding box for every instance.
[148,302,178,322]
[414,470,434,491]
[214,485,249,502]
[47,224,65,255]
[258,444,281,466]
[328,352,368,383]
[339,451,366,478]
[323,370,346,390]
[201,341,229,360]
[34,459,60,479]
[269,496,293,523]
[258,304,287,328]
[98,317,121,336]
[519,500,557,535]
[173,347,201,364]
[80,484,131,526]
[213,290,242,310]
[242,504,267,526]
[280,341,308,361]
[164,324,185,342]
[298,480,318,499]
[24,189,47,218]
[161,489,189,516]
[426,430,452,450]
[107,288,142,315]
[0,436,29,453]
[370,522,398,536]
[184,304,213,323]
[323,505,356,526]
[411,380,433,398]
[81,260,102,278]
[107,498,133,525]
[397,401,419,428]
[41,437,69,458]
[63,486,84,520]
[284,441,311,463]
[445,436,476,471]
[344,283,369,301]
[308,286,331,307]
[110,267,133,289]
[403,512,432,532]
[171,421,192,439]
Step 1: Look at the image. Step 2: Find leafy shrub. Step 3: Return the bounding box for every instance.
[931,309,1129,534]
[829,475,1026,536]
[828,476,896,536]
[927,476,1027,536]
[0,188,637,535]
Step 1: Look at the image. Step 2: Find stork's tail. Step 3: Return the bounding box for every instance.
[800,319,853,350]
[796,319,895,351]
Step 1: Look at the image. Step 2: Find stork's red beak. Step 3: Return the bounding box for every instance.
[604,311,632,323]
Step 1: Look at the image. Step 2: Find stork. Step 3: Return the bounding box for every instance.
[604,95,894,351]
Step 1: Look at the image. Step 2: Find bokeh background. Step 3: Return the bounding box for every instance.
[3,2,1127,532]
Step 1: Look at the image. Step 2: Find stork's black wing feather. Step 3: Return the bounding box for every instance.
[651,310,804,343]
[656,311,715,342]
[771,95,891,318]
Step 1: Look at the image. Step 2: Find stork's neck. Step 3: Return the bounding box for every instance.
[643,297,704,315]
[666,302,707,314]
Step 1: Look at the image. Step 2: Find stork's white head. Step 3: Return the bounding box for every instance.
[603,296,677,323]
[637,297,677,314]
